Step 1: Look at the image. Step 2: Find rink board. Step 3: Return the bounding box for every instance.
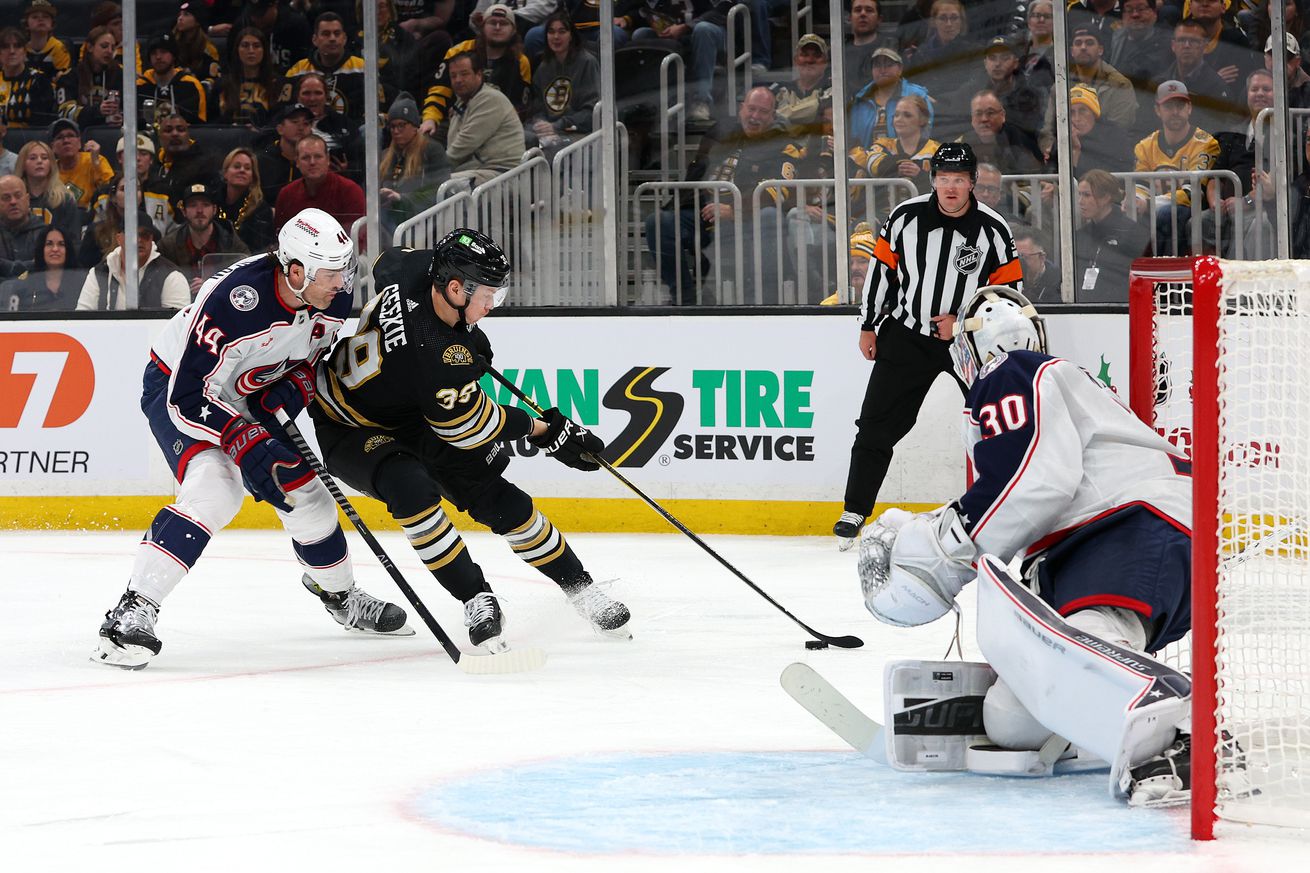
[0,314,1127,531]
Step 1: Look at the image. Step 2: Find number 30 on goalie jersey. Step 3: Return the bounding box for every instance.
[952,349,1191,563]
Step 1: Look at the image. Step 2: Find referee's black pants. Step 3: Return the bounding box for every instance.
[842,318,966,517]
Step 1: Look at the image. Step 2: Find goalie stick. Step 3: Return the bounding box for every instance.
[481,362,864,650]
[275,411,547,675]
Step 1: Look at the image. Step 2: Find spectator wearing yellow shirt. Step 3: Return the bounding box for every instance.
[23,0,70,81]
[48,118,113,212]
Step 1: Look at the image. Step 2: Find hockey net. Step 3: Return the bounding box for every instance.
[1129,257,1310,838]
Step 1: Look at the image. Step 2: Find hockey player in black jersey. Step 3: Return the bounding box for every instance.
[310,229,631,652]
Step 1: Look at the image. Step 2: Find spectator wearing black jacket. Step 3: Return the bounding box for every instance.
[1073,169,1149,302]
[643,87,802,304]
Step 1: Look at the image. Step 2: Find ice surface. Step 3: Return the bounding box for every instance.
[2,529,1302,871]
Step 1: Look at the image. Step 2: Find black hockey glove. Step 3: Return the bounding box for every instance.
[220,418,308,512]
[528,407,605,472]
[252,362,316,425]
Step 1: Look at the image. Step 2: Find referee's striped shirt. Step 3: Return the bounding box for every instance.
[859,192,1023,333]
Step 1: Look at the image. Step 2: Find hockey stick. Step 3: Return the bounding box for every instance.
[274,410,546,675]
[480,363,864,649]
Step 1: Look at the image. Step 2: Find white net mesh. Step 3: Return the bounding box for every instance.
[1210,261,1310,827]
[1140,260,1310,829]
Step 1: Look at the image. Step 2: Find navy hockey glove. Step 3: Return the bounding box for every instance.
[528,408,605,472]
[220,418,307,512]
[252,362,316,424]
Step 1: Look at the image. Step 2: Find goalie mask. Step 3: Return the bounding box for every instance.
[949,286,1046,388]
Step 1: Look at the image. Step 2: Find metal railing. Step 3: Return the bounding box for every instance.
[659,52,689,182]
[1118,169,1245,259]
[634,177,916,306]
[725,4,754,111]
[392,127,628,306]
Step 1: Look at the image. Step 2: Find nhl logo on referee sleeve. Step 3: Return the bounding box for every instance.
[230,285,259,311]
[953,244,982,274]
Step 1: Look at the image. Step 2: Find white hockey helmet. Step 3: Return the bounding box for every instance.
[949,285,1046,387]
[276,208,355,291]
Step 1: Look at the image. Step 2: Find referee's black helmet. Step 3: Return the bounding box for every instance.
[930,143,978,181]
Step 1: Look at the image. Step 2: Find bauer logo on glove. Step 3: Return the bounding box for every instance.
[528,407,606,472]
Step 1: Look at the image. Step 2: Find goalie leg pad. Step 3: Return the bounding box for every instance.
[883,659,995,771]
[974,555,1191,798]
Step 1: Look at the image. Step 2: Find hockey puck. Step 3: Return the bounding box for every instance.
[805,640,829,650]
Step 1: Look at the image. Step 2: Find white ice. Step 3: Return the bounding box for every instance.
[3,528,1304,871]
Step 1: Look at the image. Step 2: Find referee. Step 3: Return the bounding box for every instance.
[834,142,1023,549]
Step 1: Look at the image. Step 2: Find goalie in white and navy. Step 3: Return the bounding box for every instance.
[93,208,412,670]
[859,286,1195,806]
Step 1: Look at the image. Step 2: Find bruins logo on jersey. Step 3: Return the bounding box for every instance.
[364,435,396,453]
[544,76,572,114]
[443,344,474,365]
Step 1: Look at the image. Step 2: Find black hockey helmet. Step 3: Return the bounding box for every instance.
[930,142,978,180]
[429,228,512,293]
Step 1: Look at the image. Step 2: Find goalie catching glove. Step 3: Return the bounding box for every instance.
[220,418,309,512]
[529,407,605,471]
[859,505,977,627]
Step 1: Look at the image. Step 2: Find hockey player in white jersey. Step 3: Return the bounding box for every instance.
[93,208,411,670]
[859,286,1195,806]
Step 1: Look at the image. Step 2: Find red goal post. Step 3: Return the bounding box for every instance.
[1129,257,1310,840]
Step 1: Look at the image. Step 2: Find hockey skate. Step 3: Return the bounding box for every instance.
[1127,733,1190,808]
[301,575,414,635]
[92,590,162,670]
[565,580,632,639]
[464,592,509,653]
[833,511,865,551]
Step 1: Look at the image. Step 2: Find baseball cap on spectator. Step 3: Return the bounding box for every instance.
[148,33,178,57]
[1156,80,1190,104]
[870,46,902,65]
[388,91,421,126]
[48,117,79,138]
[130,210,162,241]
[178,2,209,27]
[985,35,1019,55]
[1070,26,1103,45]
[24,0,57,20]
[180,181,216,206]
[272,102,314,125]
[796,34,829,57]
[1265,33,1301,56]
[1069,84,1102,118]
[485,3,514,19]
[117,132,156,153]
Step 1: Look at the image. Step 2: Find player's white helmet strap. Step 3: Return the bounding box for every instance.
[950,285,1046,387]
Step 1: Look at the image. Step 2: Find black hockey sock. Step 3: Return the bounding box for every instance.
[398,503,490,602]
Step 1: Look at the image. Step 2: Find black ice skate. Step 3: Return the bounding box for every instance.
[1127,733,1191,808]
[464,592,508,653]
[92,590,162,670]
[833,512,865,552]
[564,580,632,639]
[302,575,414,635]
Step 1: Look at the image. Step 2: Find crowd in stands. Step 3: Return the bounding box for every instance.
[1,0,613,312]
[645,0,1310,304]
[4,1,1310,312]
